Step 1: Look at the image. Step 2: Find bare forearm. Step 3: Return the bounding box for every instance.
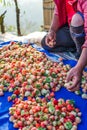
[49,14,59,32]
[76,48,87,71]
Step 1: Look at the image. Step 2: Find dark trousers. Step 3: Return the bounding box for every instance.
[41,25,85,53]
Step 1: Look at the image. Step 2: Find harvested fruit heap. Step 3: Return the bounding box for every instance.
[0,41,87,99]
[0,42,83,129]
[0,41,71,100]
[9,98,81,130]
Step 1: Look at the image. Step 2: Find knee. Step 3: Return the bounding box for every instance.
[71,13,84,27]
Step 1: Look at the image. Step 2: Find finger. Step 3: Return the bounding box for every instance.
[68,83,80,92]
[45,36,49,45]
[49,35,54,41]
[53,34,56,41]
[45,40,54,48]
[48,42,54,48]
[67,77,80,91]
[51,40,56,46]
[66,71,73,82]
[46,37,54,47]
[53,41,56,46]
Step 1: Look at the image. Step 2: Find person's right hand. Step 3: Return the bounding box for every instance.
[45,30,56,48]
[66,66,82,91]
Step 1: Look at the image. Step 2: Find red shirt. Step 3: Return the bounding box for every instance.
[54,0,87,48]
[66,0,76,25]
[54,0,77,27]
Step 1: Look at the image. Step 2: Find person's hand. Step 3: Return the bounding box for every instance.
[45,30,56,48]
[66,66,82,92]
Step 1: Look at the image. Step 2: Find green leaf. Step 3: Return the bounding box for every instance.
[11,94,16,99]
[0,0,13,6]
[57,110,61,116]
[36,90,40,95]
[82,77,85,81]
[64,121,72,129]
[81,77,86,83]
[43,72,48,77]
[38,111,43,116]
[69,100,75,105]
[51,73,57,78]
[36,84,41,89]
[49,105,55,113]
[42,115,48,120]
[45,77,51,83]
[3,82,9,87]
[38,128,46,130]
[3,87,8,91]
[75,90,82,95]
[21,110,25,116]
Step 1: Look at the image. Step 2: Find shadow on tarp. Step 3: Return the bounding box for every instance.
[0,41,87,130]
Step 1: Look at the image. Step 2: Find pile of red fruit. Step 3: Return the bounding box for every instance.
[9,98,81,130]
[0,41,70,100]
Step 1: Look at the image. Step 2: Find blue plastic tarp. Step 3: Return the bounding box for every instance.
[0,41,87,130]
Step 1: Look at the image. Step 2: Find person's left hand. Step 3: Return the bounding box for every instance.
[66,66,82,91]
